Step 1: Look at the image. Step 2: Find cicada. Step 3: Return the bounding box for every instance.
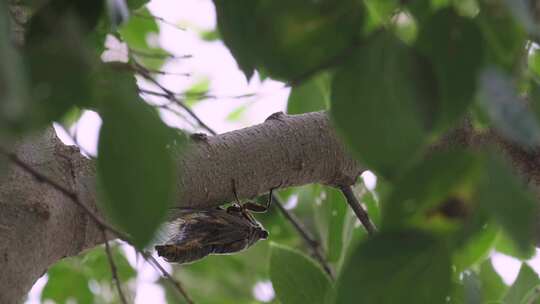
[155,183,275,264]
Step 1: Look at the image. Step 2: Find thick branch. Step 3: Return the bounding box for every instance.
[4,112,540,303]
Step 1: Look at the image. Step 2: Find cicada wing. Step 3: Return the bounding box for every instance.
[155,243,213,264]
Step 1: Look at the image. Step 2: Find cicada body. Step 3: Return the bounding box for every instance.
[155,183,276,264]
[155,207,268,264]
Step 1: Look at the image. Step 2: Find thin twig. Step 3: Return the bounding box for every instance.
[102,230,129,304]
[0,148,194,303]
[130,48,192,60]
[272,195,334,279]
[133,62,216,135]
[142,252,194,304]
[132,12,187,31]
[339,185,376,235]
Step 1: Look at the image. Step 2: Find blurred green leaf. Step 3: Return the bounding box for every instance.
[97,67,176,248]
[0,1,29,136]
[494,230,535,260]
[530,49,540,78]
[453,224,498,273]
[42,261,94,304]
[200,29,220,41]
[106,0,130,29]
[184,78,210,107]
[363,0,399,33]
[477,1,526,71]
[287,73,329,114]
[336,230,451,304]
[226,104,250,122]
[476,154,538,256]
[270,243,333,304]
[479,67,540,148]
[313,187,347,262]
[119,7,168,69]
[504,263,540,304]
[383,150,480,228]
[213,0,364,80]
[416,8,484,130]
[126,0,149,10]
[330,32,436,179]
[82,244,136,282]
[500,0,540,38]
[450,271,483,304]
[479,259,507,303]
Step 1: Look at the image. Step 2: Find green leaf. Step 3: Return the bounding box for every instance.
[500,0,540,38]
[453,224,498,273]
[226,104,250,122]
[17,0,103,132]
[106,0,130,29]
[479,67,540,148]
[287,73,330,114]
[213,0,365,80]
[383,150,480,228]
[126,0,149,10]
[477,2,527,71]
[0,1,29,136]
[363,0,399,33]
[504,264,540,304]
[270,243,333,304]
[416,8,484,130]
[476,154,538,256]
[494,230,535,260]
[82,244,136,282]
[330,32,436,179]
[479,259,507,303]
[200,29,220,42]
[336,230,451,304]
[119,7,168,69]
[313,187,347,262]
[451,271,483,304]
[42,261,94,304]
[530,49,540,78]
[96,67,176,248]
[184,78,211,107]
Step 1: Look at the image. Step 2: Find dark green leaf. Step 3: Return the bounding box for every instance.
[0,1,29,136]
[476,154,538,255]
[106,0,130,29]
[530,49,540,78]
[42,261,94,304]
[270,243,333,304]
[416,8,484,130]
[477,2,527,71]
[383,150,480,227]
[453,224,498,273]
[495,230,535,260]
[330,32,436,179]
[96,67,176,248]
[213,0,364,80]
[336,230,451,304]
[363,0,399,33]
[451,271,483,304]
[504,263,540,304]
[479,67,540,148]
[500,0,540,38]
[479,259,507,303]
[287,73,329,114]
[126,0,149,10]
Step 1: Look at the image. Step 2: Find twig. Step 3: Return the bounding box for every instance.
[130,48,192,60]
[132,12,186,31]
[142,252,194,304]
[272,194,334,279]
[102,230,129,304]
[0,148,194,303]
[339,185,376,235]
[133,62,216,135]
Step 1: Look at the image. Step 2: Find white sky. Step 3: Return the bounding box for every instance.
[24,0,540,302]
